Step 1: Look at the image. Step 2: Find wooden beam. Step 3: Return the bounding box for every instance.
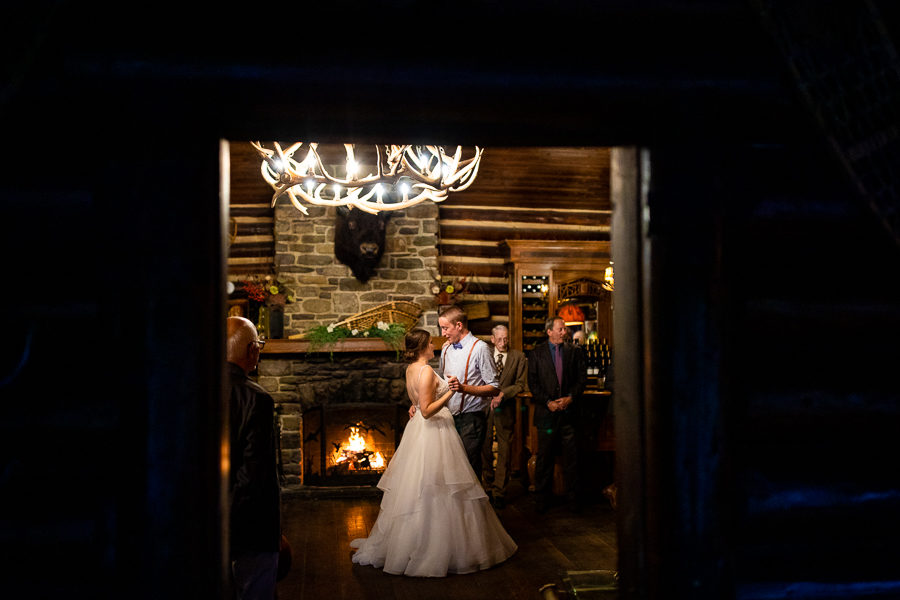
[227,256,275,265]
[439,219,609,233]
[446,204,611,215]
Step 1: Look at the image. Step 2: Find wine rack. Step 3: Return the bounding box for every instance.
[521,276,549,352]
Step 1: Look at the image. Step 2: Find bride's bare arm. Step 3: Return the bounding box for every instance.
[418,370,452,419]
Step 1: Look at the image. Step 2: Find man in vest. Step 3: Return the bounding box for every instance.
[439,305,500,478]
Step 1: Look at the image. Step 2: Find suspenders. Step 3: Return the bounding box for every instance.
[441,338,481,414]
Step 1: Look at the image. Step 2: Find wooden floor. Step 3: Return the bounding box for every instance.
[276,477,618,600]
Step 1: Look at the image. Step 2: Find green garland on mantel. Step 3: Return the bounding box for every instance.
[304,322,408,360]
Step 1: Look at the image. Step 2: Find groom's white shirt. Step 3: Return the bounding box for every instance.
[440,331,499,415]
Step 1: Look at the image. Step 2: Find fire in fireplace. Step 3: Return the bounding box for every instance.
[331,423,386,473]
[302,403,406,486]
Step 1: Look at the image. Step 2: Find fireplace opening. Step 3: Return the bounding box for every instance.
[302,403,407,486]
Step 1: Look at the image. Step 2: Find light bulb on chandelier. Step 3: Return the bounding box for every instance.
[251,142,483,215]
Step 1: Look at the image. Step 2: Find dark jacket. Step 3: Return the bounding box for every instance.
[228,362,281,555]
[527,341,587,427]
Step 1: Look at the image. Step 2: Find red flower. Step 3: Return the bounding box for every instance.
[241,281,268,302]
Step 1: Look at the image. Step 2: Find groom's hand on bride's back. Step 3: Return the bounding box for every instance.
[408,405,416,419]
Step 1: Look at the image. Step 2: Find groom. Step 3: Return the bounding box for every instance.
[439,305,500,478]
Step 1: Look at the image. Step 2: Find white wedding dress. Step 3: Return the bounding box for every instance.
[350,366,517,577]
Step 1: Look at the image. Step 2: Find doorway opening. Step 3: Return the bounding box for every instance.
[221,139,646,597]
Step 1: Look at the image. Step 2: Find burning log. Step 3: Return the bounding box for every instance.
[330,424,385,472]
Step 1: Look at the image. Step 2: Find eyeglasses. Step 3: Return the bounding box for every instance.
[250,339,266,349]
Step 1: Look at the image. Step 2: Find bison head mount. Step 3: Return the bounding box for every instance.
[334,206,390,283]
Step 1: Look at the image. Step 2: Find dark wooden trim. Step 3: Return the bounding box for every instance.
[503,239,611,263]
[610,147,648,599]
[437,262,506,278]
[436,243,507,259]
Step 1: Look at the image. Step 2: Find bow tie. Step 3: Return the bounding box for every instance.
[452,343,463,349]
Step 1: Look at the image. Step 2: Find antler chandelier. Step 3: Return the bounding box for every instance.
[251,142,483,215]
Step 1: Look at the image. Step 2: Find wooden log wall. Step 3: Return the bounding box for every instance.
[227,142,275,275]
[437,147,612,335]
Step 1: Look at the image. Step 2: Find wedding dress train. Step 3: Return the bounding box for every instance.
[350,368,517,577]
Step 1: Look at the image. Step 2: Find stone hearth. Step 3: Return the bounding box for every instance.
[258,343,418,489]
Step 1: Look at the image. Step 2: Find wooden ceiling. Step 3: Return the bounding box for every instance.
[226,143,612,279]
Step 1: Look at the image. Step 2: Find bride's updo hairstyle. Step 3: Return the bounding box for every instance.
[403,328,432,362]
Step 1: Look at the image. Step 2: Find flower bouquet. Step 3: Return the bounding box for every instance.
[430,273,469,305]
[237,275,295,306]
[229,275,295,339]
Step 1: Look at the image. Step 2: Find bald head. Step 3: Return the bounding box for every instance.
[227,316,260,372]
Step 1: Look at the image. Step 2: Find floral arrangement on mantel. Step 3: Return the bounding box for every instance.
[300,300,423,360]
[236,275,295,306]
[305,321,407,359]
[430,271,469,305]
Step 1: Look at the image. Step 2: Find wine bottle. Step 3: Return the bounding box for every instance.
[600,339,609,379]
[585,340,592,376]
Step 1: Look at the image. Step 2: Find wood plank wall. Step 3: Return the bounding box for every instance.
[227,142,275,275]
[437,147,612,334]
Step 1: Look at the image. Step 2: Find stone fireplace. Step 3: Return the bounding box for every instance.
[258,346,418,489]
[239,198,443,490]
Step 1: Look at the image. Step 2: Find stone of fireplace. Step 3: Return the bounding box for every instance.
[258,348,414,490]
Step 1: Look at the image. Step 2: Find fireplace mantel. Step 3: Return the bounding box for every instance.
[261,337,447,355]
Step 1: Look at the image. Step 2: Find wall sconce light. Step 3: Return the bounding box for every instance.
[602,263,614,292]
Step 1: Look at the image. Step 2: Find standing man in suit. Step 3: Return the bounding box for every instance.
[439,305,500,478]
[481,324,528,509]
[528,316,587,513]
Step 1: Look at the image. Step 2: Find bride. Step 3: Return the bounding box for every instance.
[350,328,517,577]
